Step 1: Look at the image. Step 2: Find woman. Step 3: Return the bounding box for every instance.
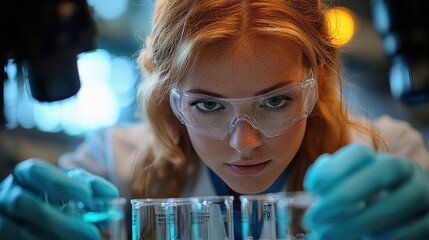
[1,0,429,239]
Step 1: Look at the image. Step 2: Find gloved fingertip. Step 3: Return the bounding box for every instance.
[92,179,119,198]
[302,201,322,229]
[13,159,46,180]
[304,154,332,193]
[74,222,102,240]
[305,144,377,195]
[302,197,340,227]
[303,223,333,240]
[305,231,318,240]
[302,211,315,229]
[86,224,102,240]
[337,143,377,165]
[63,216,102,240]
[310,153,333,168]
[66,169,119,199]
[12,159,74,192]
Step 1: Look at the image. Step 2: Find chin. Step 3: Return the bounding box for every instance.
[227,178,274,195]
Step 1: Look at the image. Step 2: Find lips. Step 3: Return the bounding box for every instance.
[227,160,271,175]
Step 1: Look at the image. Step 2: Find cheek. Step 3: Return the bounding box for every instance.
[269,120,307,163]
[187,131,229,162]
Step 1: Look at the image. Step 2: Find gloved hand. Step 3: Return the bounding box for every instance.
[0,158,119,240]
[303,143,429,240]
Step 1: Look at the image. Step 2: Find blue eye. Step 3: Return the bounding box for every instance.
[195,101,223,111]
[263,96,290,108]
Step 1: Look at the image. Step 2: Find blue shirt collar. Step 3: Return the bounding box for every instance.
[208,167,289,240]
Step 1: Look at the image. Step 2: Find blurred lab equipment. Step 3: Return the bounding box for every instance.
[1,0,97,126]
[67,197,127,240]
[371,0,429,107]
[240,192,316,240]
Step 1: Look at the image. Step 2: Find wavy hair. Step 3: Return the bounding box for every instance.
[131,0,385,198]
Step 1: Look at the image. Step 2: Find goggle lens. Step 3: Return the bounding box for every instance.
[170,70,318,140]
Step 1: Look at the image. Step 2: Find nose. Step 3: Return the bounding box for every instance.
[229,121,262,154]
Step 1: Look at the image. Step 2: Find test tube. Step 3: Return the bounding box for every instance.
[131,198,169,240]
[191,195,234,240]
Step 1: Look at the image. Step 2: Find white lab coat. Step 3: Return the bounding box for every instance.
[58,115,429,200]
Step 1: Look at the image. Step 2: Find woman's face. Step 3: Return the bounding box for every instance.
[180,36,308,194]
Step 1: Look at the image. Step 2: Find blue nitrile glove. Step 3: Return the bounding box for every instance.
[303,143,429,240]
[0,158,119,240]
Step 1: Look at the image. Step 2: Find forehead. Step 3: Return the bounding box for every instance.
[181,35,305,97]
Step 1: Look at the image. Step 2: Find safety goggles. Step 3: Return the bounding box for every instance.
[170,69,318,140]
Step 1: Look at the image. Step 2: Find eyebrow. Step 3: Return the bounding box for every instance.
[185,81,294,98]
